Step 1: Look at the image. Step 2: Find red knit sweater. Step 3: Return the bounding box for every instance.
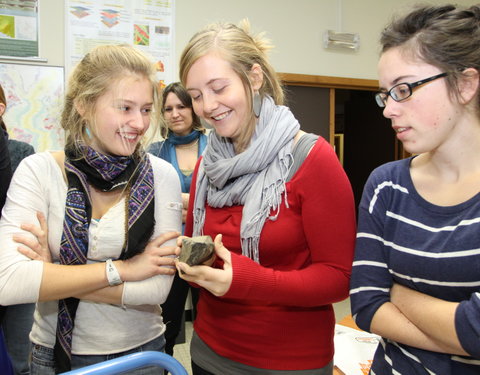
[185,136,356,370]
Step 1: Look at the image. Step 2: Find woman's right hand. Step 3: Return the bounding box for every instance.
[175,234,232,296]
[117,231,180,282]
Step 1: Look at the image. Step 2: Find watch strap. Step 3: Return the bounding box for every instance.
[106,259,122,286]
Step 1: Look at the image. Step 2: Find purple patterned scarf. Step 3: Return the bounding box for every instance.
[54,145,155,373]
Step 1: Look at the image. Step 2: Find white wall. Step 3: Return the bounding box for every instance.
[6,0,479,81]
[175,0,478,80]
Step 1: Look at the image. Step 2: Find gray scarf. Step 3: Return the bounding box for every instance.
[192,96,300,263]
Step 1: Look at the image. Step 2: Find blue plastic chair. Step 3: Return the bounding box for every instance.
[60,351,188,375]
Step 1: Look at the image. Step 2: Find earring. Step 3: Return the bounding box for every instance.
[85,127,92,139]
[253,92,262,117]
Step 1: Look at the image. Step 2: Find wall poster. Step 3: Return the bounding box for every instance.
[0,63,64,151]
[65,0,175,88]
[0,0,39,58]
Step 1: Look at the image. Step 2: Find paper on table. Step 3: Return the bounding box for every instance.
[334,324,380,375]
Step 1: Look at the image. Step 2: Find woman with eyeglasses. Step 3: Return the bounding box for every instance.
[350,4,480,375]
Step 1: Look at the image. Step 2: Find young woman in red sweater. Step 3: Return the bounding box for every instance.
[175,20,357,374]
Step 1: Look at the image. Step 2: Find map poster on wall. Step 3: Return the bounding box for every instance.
[0,0,39,58]
[0,63,64,152]
[65,0,175,88]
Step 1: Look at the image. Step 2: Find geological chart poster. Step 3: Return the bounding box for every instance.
[0,63,64,151]
[65,0,174,87]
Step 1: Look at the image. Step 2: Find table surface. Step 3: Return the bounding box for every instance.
[333,315,360,375]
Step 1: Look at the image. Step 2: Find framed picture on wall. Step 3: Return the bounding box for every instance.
[0,0,39,58]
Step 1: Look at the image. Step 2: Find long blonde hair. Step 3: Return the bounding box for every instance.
[179,20,284,152]
[62,44,159,157]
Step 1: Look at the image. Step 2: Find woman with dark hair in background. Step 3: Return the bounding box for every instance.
[0,82,35,375]
[149,82,207,361]
[0,88,13,375]
[0,84,12,215]
[0,84,35,171]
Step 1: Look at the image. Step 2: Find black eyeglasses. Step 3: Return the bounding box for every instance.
[375,72,448,108]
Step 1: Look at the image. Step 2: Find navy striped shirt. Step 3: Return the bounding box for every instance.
[350,157,480,374]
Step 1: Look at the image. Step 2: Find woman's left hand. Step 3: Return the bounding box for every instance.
[176,234,232,297]
[13,211,52,263]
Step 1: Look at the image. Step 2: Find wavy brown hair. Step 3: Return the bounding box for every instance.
[0,83,7,132]
[159,82,204,139]
[381,4,480,104]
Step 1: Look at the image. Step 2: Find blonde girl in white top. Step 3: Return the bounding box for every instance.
[0,44,182,374]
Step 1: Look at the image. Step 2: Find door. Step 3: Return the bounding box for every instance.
[280,73,405,210]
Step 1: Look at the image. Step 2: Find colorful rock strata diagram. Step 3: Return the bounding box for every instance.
[101,9,120,28]
[70,6,90,19]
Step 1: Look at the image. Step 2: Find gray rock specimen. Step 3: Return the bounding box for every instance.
[179,235,214,266]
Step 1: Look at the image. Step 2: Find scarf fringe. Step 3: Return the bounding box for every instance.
[193,207,206,237]
[242,237,261,264]
[242,152,293,261]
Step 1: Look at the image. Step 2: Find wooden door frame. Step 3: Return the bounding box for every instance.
[278,72,378,145]
[278,72,379,91]
[278,72,407,160]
